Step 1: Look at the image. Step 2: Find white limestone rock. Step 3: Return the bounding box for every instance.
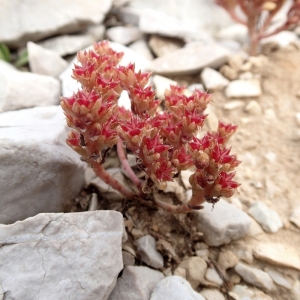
[205,268,223,286]
[38,24,105,57]
[234,263,275,292]
[149,42,229,76]
[116,6,140,26]
[187,84,205,93]
[130,0,233,40]
[60,42,150,97]
[148,35,184,58]
[150,276,205,300]
[0,0,113,47]
[290,206,300,229]
[200,67,229,91]
[177,257,207,289]
[106,26,142,45]
[0,106,85,224]
[223,100,244,110]
[295,112,300,126]
[39,33,98,57]
[27,42,68,78]
[129,40,154,61]
[200,289,225,300]
[253,242,300,271]
[292,280,300,300]
[225,79,262,98]
[0,211,124,300]
[218,251,238,270]
[108,266,164,300]
[136,235,164,269]
[230,285,255,299]
[152,75,177,99]
[216,24,248,44]
[248,201,283,233]
[244,100,262,115]
[139,9,210,42]
[0,60,60,113]
[267,269,292,290]
[193,199,251,246]
[261,31,299,48]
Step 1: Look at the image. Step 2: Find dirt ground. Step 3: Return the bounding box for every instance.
[65,46,300,300]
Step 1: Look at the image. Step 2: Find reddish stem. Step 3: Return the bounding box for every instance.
[89,159,135,199]
[117,138,143,194]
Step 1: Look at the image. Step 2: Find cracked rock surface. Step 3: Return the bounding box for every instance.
[0,106,85,224]
[108,266,164,300]
[0,211,124,300]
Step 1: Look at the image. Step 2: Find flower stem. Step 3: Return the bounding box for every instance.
[89,159,135,199]
[117,138,143,193]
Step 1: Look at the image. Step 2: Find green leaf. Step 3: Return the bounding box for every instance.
[0,43,10,62]
[15,49,28,67]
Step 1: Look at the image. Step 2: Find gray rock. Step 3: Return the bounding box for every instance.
[152,75,177,99]
[0,0,112,47]
[230,284,255,299]
[88,193,98,211]
[228,52,247,72]
[244,100,262,115]
[295,112,300,126]
[218,251,238,270]
[195,249,209,260]
[290,206,300,229]
[38,25,105,57]
[129,0,233,39]
[248,201,283,233]
[223,100,244,110]
[239,72,254,80]
[149,42,229,76]
[200,67,229,91]
[60,42,150,97]
[267,269,292,290]
[177,257,207,289]
[235,245,253,264]
[116,6,140,26]
[150,276,205,300]
[136,235,164,269]
[129,40,154,60]
[0,106,85,224]
[106,26,142,45]
[205,268,223,286]
[0,60,60,113]
[234,263,275,292]
[109,266,164,300]
[193,199,251,246]
[219,64,238,80]
[187,84,205,93]
[122,251,135,266]
[292,280,300,300]
[139,9,210,42]
[261,31,299,48]
[39,34,96,57]
[148,35,184,58]
[27,42,68,78]
[253,242,300,271]
[0,211,124,300]
[225,79,262,98]
[200,289,225,300]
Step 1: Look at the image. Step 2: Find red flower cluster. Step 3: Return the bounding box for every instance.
[61,41,241,212]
